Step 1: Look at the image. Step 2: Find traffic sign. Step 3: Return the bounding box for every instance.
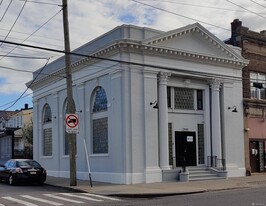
[66,114,79,134]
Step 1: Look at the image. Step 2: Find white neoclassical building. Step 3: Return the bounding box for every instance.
[28,23,249,184]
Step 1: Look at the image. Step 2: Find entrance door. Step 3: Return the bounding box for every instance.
[250,141,259,172]
[175,131,196,167]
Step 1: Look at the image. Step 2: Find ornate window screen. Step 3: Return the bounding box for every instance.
[42,104,52,156]
[174,88,194,110]
[92,86,108,154]
[43,104,52,123]
[198,124,205,164]
[93,87,108,112]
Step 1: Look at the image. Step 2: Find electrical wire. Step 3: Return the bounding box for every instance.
[138,0,250,13]
[225,0,266,19]
[0,0,28,47]
[0,8,62,61]
[132,0,230,31]
[0,92,32,108]
[0,28,81,46]
[249,0,266,9]
[0,0,13,22]
[0,54,49,59]
[18,0,62,6]
[3,58,50,111]
[0,64,66,78]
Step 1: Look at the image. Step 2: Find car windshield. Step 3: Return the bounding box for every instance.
[17,160,42,168]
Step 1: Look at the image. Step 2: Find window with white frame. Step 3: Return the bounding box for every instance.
[91,87,108,154]
[42,104,52,156]
[250,72,266,99]
[167,87,204,110]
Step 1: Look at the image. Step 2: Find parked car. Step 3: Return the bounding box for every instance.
[0,159,46,185]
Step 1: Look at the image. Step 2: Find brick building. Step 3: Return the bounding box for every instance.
[226,19,266,174]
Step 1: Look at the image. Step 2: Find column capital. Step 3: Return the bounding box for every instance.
[208,78,222,91]
[158,71,171,85]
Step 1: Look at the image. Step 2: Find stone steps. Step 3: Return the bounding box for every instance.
[188,166,225,181]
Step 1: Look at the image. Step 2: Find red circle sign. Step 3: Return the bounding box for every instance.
[66,114,78,128]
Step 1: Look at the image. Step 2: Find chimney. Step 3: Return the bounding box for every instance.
[230,19,242,46]
[231,19,242,33]
[24,104,28,110]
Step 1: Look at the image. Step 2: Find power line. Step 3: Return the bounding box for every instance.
[132,0,230,31]
[0,0,28,47]
[0,8,62,61]
[0,54,50,59]
[138,0,251,13]
[0,65,42,73]
[249,0,266,9]
[0,0,13,22]
[18,0,62,6]
[0,27,81,46]
[0,92,32,108]
[0,64,66,78]
[225,0,266,19]
[3,58,50,111]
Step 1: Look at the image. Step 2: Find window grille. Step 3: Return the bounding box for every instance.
[174,88,194,110]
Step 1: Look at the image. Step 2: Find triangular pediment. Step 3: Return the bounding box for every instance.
[143,23,243,61]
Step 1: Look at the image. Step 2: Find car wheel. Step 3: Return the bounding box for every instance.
[8,174,15,185]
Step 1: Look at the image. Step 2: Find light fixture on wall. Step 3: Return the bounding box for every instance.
[150,101,158,109]
[228,106,238,113]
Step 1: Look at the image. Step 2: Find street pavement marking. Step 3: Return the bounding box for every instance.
[82,193,121,201]
[2,196,38,206]
[43,194,85,204]
[60,193,103,202]
[21,195,63,206]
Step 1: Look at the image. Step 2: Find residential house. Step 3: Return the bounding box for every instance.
[226,19,266,174]
[28,23,248,184]
[0,104,33,164]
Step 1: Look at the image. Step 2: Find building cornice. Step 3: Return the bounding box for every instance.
[30,40,248,89]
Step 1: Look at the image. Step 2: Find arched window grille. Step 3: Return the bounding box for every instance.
[91,86,108,154]
[42,104,52,156]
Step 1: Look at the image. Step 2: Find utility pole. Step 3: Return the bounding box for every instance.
[62,0,77,186]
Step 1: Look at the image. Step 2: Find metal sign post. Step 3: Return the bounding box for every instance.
[83,138,92,187]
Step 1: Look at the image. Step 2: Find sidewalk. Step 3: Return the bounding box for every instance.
[45,174,266,197]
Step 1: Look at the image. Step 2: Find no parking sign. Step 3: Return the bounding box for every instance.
[66,114,79,134]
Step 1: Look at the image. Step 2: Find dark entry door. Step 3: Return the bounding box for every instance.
[250,141,259,172]
[175,131,196,167]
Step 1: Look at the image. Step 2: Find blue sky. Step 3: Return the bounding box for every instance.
[0,0,265,111]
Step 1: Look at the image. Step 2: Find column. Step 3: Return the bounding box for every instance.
[209,79,222,159]
[158,71,171,170]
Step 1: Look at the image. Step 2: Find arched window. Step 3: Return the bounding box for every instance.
[93,87,108,112]
[43,104,52,123]
[91,87,108,154]
[42,104,52,156]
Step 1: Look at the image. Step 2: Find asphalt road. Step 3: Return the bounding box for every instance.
[1,180,266,206]
[0,181,121,206]
[99,186,266,206]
